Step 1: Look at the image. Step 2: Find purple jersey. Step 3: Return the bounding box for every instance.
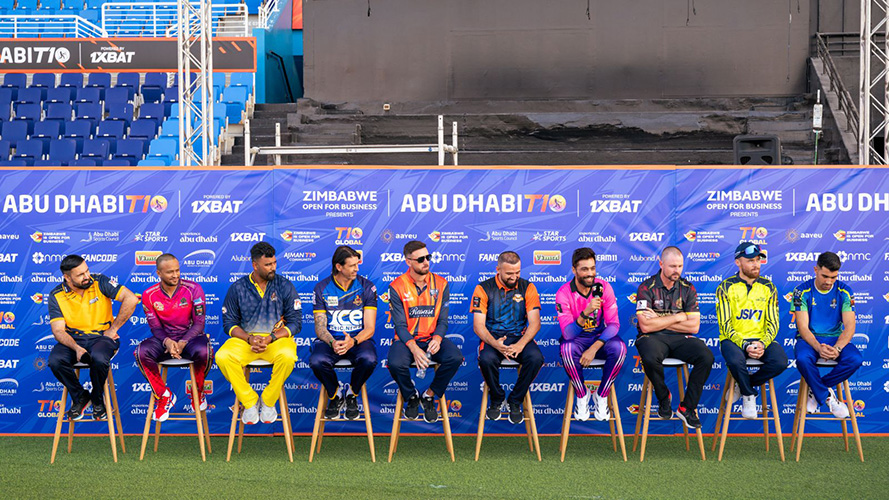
[555,278,620,342]
[141,278,206,342]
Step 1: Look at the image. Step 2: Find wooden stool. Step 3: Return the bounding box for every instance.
[309,359,376,462]
[50,360,125,463]
[711,358,785,461]
[226,359,295,462]
[388,361,455,462]
[139,358,211,461]
[790,358,863,462]
[474,358,541,461]
[559,358,627,462]
[633,357,706,461]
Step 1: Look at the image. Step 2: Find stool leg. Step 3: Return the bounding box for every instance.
[837,383,849,451]
[440,395,455,462]
[309,387,326,463]
[712,372,731,451]
[153,367,168,453]
[790,377,805,454]
[226,394,239,462]
[202,408,212,454]
[844,380,864,462]
[761,384,769,453]
[139,378,157,460]
[610,385,627,461]
[632,377,647,452]
[639,375,652,462]
[104,379,118,463]
[717,377,733,462]
[280,388,294,463]
[608,411,617,452]
[525,391,541,461]
[675,366,689,451]
[108,370,125,454]
[68,369,78,454]
[50,386,68,464]
[361,384,375,463]
[188,365,206,461]
[388,391,403,462]
[524,408,534,452]
[474,383,488,461]
[238,368,249,454]
[559,384,574,462]
[769,379,784,461]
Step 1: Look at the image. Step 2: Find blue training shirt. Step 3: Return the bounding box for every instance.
[791,278,853,337]
[313,274,378,340]
[222,273,302,336]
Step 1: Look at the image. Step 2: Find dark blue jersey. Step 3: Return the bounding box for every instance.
[313,274,378,340]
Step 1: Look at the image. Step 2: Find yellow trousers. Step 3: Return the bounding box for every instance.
[216,336,297,408]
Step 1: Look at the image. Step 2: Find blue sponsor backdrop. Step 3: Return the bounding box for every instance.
[0,166,886,437]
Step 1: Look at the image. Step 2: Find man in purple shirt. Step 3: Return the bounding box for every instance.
[134,253,212,422]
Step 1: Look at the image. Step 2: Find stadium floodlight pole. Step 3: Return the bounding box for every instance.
[177,0,214,166]
[859,0,889,165]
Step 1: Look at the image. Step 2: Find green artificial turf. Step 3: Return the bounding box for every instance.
[0,434,886,499]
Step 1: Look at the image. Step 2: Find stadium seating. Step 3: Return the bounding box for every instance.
[59,73,83,89]
[32,120,61,149]
[47,138,77,165]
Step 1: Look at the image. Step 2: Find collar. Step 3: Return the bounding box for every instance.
[333,275,353,292]
[249,273,271,298]
[814,282,835,295]
[653,273,677,291]
[160,282,182,299]
[569,278,591,298]
[495,274,517,291]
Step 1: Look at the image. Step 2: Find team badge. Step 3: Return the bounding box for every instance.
[635,300,648,311]
[830,298,837,309]
[270,291,278,302]
[472,296,481,308]
[556,303,563,313]
[153,301,164,311]
[195,304,205,316]
[326,296,339,308]
[194,297,204,305]
[675,298,683,309]
[654,299,664,309]
[293,298,302,310]
[430,289,439,298]
[353,295,362,306]
[792,290,802,308]
[179,297,188,307]
[513,294,524,303]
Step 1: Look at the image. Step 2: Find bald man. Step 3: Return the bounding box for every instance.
[634,246,713,429]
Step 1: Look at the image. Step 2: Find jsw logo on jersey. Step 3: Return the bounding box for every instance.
[629,232,664,242]
[192,199,244,214]
[328,310,364,332]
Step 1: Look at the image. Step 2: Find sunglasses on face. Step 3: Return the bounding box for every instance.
[409,255,431,263]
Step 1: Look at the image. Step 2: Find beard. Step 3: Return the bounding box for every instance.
[579,275,595,287]
[72,278,93,290]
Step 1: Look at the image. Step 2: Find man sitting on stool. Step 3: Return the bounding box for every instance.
[791,251,862,418]
[471,251,544,424]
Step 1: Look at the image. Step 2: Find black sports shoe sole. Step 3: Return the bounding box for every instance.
[508,414,524,425]
[421,398,439,423]
[675,411,701,429]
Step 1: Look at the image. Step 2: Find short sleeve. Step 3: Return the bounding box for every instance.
[47,292,63,323]
[313,281,326,314]
[525,282,541,312]
[363,279,378,309]
[683,281,699,313]
[96,274,123,300]
[470,285,488,314]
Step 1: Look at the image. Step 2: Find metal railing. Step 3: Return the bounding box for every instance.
[102,1,248,37]
[0,14,107,37]
[814,32,860,137]
[258,0,279,29]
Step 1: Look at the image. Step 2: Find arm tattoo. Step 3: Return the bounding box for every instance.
[314,314,335,344]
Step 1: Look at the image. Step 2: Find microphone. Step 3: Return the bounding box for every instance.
[591,282,604,298]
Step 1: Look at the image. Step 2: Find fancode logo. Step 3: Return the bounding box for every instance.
[533,251,561,265]
[135,251,162,266]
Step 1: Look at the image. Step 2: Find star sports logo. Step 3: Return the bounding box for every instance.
[684,231,696,242]
[834,230,847,242]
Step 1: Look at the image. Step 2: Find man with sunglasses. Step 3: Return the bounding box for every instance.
[386,240,463,423]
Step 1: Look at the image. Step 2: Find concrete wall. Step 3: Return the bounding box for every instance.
[303,0,812,102]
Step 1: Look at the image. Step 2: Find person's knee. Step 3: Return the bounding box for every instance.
[215,346,233,366]
[308,352,330,371]
[387,354,408,373]
[697,347,715,367]
[275,348,298,365]
[638,346,664,366]
[525,349,544,370]
[355,347,378,369]
[477,349,498,369]
[442,347,463,368]
[845,348,864,367]
[559,341,580,359]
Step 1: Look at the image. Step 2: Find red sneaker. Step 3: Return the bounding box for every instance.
[189,392,207,412]
[153,390,177,422]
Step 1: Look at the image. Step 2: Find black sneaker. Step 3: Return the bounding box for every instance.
[324,395,344,419]
[65,394,91,421]
[404,393,421,420]
[486,400,503,421]
[344,394,360,420]
[421,394,439,423]
[508,402,524,425]
[676,406,701,429]
[657,393,672,420]
[92,403,107,421]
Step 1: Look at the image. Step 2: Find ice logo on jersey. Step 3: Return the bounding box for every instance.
[328,310,363,332]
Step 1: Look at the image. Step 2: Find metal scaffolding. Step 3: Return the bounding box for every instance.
[859,0,889,164]
[176,0,214,166]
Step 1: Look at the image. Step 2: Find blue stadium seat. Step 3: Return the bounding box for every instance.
[68,158,97,166]
[86,73,110,100]
[229,72,254,94]
[62,118,93,154]
[84,0,103,9]
[34,159,63,166]
[74,87,100,105]
[47,138,77,165]
[103,158,131,166]
[0,0,14,10]
[15,87,43,106]
[32,120,61,149]
[40,0,62,9]
[115,72,140,97]
[0,88,14,119]
[104,86,131,105]
[105,102,133,128]
[59,73,83,89]
[160,119,179,138]
[45,86,74,107]
[213,73,226,89]
[112,138,145,165]
[12,138,45,165]
[137,158,167,166]
[17,0,39,9]
[74,102,102,127]
[141,72,168,103]
[1,120,28,148]
[13,103,41,134]
[78,8,99,24]
[96,120,125,141]
[127,119,158,142]
[45,102,73,124]
[0,139,9,161]
[2,73,25,99]
[146,137,176,164]
[32,73,56,89]
[137,102,165,126]
[219,86,247,125]
[81,138,109,161]
[0,159,28,166]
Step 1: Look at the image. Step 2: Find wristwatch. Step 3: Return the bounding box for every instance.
[835,344,844,353]
[269,332,278,343]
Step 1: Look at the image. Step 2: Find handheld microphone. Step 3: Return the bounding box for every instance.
[591,283,604,298]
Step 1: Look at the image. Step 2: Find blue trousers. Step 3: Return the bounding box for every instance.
[795,336,862,405]
[309,339,378,397]
[387,337,463,399]
[720,339,787,397]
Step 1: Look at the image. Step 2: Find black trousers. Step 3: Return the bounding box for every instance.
[309,339,378,397]
[477,338,544,405]
[387,337,463,399]
[635,333,714,410]
[48,335,120,406]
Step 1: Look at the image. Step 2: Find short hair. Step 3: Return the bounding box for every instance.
[498,251,520,265]
[60,254,85,273]
[403,240,426,257]
[332,245,361,274]
[572,247,596,268]
[661,246,682,259]
[155,253,177,269]
[817,251,842,272]
[250,242,276,261]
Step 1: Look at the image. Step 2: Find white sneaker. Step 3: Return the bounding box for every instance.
[826,389,850,419]
[592,392,609,421]
[260,400,278,424]
[241,401,260,425]
[574,391,591,421]
[726,382,740,404]
[806,388,818,414]
[741,395,757,419]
